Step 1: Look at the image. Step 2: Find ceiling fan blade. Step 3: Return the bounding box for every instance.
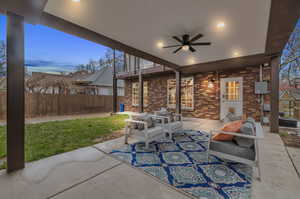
[172,36,183,43]
[191,42,211,46]
[173,47,182,54]
[163,45,182,48]
[189,46,196,52]
[189,33,203,43]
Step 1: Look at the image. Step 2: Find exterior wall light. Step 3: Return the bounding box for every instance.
[208,79,215,88]
[208,73,218,88]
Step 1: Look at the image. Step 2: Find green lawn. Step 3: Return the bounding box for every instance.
[0,114,128,166]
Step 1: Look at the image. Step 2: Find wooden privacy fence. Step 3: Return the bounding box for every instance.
[0,92,125,120]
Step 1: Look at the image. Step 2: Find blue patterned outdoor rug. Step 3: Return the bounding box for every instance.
[110,130,252,199]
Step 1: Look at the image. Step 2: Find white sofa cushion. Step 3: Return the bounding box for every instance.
[131,126,163,141]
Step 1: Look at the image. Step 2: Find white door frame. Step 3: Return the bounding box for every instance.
[220,77,243,120]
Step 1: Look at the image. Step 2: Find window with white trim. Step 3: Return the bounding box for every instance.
[167,77,194,109]
[225,81,240,101]
[132,81,148,106]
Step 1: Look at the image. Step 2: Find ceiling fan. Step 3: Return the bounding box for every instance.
[163,34,211,54]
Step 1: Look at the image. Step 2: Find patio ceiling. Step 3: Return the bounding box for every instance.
[44,0,271,66]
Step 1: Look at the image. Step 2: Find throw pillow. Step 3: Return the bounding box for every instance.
[212,120,243,141]
[240,122,255,135]
[157,111,171,123]
[222,112,242,123]
[234,121,255,148]
[169,112,175,122]
[144,115,155,129]
[135,114,154,130]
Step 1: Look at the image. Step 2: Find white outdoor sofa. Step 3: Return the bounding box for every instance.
[124,113,165,149]
[208,122,264,180]
[154,111,183,139]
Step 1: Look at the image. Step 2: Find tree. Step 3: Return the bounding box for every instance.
[0,41,6,76]
[76,64,86,71]
[75,48,125,73]
[98,48,124,71]
[26,73,78,95]
[76,59,100,73]
[279,20,300,119]
[88,59,99,72]
[281,20,300,88]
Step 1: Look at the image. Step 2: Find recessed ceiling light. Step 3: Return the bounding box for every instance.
[72,0,80,2]
[157,41,164,49]
[217,22,225,29]
[188,58,196,65]
[233,51,240,57]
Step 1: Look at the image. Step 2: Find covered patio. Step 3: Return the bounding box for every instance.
[0,119,299,199]
[0,0,300,198]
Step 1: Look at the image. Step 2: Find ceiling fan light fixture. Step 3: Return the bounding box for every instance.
[72,0,81,2]
[182,45,189,51]
[164,33,211,54]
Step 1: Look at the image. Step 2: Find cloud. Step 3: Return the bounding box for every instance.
[25,60,77,74]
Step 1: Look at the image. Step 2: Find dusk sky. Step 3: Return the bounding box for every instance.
[0,14,109,73]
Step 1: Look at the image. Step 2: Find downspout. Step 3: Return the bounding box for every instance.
[260,64,264,124]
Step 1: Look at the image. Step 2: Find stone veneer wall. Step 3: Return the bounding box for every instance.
[124,65,271,121]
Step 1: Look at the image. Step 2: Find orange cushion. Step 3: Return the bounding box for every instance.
[212,120,243,141]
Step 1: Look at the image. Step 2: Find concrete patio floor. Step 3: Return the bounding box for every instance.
[0,118,299,199]
[286,147,300,177]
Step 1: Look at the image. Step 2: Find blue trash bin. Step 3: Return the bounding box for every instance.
[120,103,125,112]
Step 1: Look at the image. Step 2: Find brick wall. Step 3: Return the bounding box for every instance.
[124,65,271,121]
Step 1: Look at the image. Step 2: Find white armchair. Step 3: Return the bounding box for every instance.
[124,114,165,149]
[154,111,183,139]
[208,122,264,180]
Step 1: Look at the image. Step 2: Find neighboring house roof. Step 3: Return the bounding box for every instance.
[76,66,124,88]
[26,72,85,91]
[69,70,91,79]
[0,75,31,90]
